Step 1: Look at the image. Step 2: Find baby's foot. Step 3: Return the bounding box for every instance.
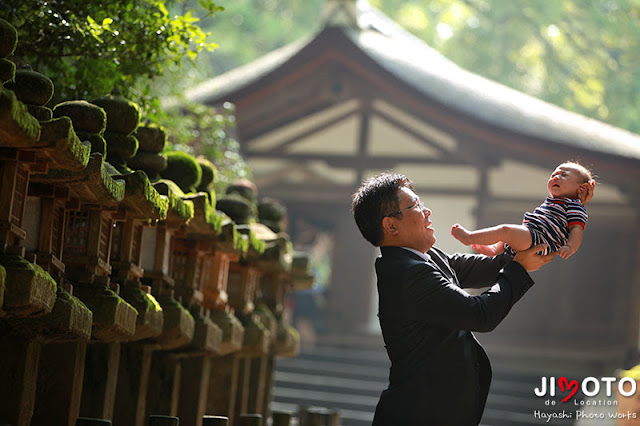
[451,224,472,245]
[471,243,504,256]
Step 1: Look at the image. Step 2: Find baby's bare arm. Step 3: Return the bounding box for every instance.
[558,226,584,259]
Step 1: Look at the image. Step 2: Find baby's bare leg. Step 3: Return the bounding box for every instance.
[451,223,532,251]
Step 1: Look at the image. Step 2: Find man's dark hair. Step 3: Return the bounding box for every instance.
[351,173,413,246]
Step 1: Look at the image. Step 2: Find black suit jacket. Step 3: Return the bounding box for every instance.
[372,246,534,426]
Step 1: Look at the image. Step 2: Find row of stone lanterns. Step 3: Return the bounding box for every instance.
[0,18,310,426]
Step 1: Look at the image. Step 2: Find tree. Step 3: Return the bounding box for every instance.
[191,0,324,77]
[369,0,640,134]
[159,101,251,194]
[1,0,222,108]
[2,0,252,187]
[190,0,640,134]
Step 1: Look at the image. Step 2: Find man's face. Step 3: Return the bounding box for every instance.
[390,187,435,252]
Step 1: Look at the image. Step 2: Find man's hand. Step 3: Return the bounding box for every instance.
[513,244,556,272]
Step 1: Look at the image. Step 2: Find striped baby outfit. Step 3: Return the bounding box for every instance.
[505,196,588,256]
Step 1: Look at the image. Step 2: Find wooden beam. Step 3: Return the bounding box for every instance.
[244,152,469,167]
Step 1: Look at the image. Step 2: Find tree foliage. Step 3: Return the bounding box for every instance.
[370,0,640,133]
[196,0,640,134]
[1,0,222,107]
[1,0,253,188]
[159,102,251,193]
[193,0,324,76]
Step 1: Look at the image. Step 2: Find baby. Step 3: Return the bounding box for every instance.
[451,162,595,259]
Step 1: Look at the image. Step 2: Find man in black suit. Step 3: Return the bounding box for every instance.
[351,173,557,426]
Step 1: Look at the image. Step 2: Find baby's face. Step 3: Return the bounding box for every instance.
[547,164,585,198]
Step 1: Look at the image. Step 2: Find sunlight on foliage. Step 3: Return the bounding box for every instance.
[2,0,222,108]
[159,102,251,194]
[396,4,430,33]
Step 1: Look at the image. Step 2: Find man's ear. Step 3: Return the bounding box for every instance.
[382,216,398,236]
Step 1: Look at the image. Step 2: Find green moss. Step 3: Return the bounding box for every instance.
[196,156,217,190]
[0,253,58,293]
[216,194,257,225]
[249,230,266,254]
[76,131,106,155]
[5,66,54,106]
[142,172,169,219]
[226,179,258,203]
[91,94,141,134]
[0,264,5,294]
[154,179,195,221]
[53,100,107,134]
[0,58,16,83]
[120,285,161,315]
[236,311,265,330]
[104,132,139,161]
[27,104,52,121]
[99,155,126,202]
[203,195,223,233]
[118,170,169,220]
[0,18,18,57]
[1,89,41,143]
[235,225,266,255]
[76,283,138,313]
[55,285,90,311]
[258,197,287,233]
[135,122,167,153]
[62,122,91,170]
[157,294,193,322]
[160,151,202,193]
[37,117,91,170]
[236,232,249,253]
[278,321,300,343]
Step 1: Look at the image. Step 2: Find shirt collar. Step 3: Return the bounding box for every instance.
[401,247,431,262]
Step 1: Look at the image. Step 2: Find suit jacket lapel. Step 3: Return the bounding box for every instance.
[428,249,457,283]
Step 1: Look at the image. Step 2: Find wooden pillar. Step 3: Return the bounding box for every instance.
[177,355,212,426]
[256,270,295,417]
[32,341,87,426]
[112,343,155,426]
[246,355,269,415]
[202,416,228,426]
[228,262,270,422]
[206,354,241,423]
[148,415,180,426]
[79,342,121,421]
[235,356,252,418]
[146,352,181,417]
[261,355,276,420]
[0,336,41,426]
[237,414,263,426]
[271,410,292,426]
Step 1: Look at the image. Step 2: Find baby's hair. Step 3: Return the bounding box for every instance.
[559,161,595,184]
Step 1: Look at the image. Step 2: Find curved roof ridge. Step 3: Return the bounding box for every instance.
[184,1,640,161]
[185,36,312,104]
[350,27,640,159]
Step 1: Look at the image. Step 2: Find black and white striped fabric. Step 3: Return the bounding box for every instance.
[506,196,588,256]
